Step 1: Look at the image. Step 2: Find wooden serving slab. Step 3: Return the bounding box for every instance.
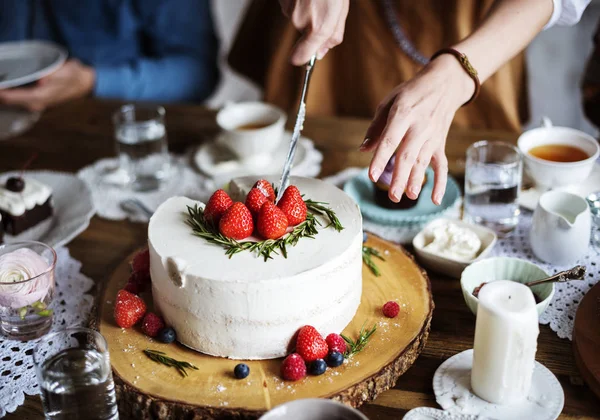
[573,281,600,400]
[93,235,434,419]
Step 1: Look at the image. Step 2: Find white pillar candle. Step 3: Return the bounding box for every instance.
[471,280,539,405]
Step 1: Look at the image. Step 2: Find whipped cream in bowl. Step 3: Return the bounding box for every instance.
[413,219,497,278]
[0,241,57,340]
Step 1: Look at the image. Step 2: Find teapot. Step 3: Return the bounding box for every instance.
[530,191,591,265]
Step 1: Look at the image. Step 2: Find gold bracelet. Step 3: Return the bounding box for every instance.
[431,48,481,106]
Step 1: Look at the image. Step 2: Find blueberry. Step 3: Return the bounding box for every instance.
[5,177,25,193]
[308,359,327,375]
[156,327,176,344]
[234,363,250,379]
[363,231,368,243]
[326,351,344,367]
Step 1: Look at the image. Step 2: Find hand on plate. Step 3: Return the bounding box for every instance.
[279,0,349,65]
[360,55,474,205]
[0,59,95,112]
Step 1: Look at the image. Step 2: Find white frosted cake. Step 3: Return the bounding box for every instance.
[148,176,363,360]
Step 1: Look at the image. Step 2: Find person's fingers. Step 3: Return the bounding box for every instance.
[430,149,449,205]
[386,126,426,202]
[368,101,411,184]
[405,140,435,200]
[327,0,349,49]
[291,30,330,65]
[360,99,393,151]
[0,88,46,111]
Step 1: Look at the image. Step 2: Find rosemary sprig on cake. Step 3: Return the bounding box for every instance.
[341,322,377,358]
[143,349,198,377]
[304,199,344,232]
[186,180,343,261]
[362,246,385,277]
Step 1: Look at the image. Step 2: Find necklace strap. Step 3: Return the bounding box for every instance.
[431,48,481,106]
[380,0,429,66]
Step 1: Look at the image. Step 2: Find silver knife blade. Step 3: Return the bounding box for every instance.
[275,55,317,203]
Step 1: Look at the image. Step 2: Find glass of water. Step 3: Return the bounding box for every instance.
[33,328,119,420]
[112,104,170,192]
[464,141,523,237]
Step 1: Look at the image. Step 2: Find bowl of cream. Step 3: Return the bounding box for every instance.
[412,218,497,278]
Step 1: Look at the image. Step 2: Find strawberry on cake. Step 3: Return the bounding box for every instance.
[147,176,363,360]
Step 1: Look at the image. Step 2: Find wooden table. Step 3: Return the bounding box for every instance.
[2,99,598,419]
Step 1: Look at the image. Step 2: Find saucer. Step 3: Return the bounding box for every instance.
[343,168,461,226]
[193,131,321,183]
[433,349,564,420]
[519,162,600,211]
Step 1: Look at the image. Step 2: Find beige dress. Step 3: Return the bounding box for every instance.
[229,0,528,132]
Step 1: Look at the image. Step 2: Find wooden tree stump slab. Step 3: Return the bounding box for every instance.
[573,281,600,401]
[95,234,434,419]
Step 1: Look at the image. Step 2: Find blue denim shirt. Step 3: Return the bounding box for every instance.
[0,0,219,102]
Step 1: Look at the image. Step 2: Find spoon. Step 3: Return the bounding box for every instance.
[473,265,586,298]
[120,198,153,218]
[525,265,586,287]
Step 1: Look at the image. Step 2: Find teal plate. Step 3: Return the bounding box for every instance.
[343,168,461,226]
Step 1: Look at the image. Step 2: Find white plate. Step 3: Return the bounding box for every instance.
[519,162,600,211]
[1,171,95,247]
[433,349,564,420]
[193,131,321,184]
[0,41,67,89]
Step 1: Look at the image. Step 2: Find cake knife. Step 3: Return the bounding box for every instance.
[275,54,317,203]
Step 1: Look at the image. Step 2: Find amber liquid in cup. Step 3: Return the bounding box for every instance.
[528,144,589,162]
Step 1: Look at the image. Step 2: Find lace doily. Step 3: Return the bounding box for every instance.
[491,210,600,340]
[78,144,323,223]
[0,247,95,417]
[325,168,600,340]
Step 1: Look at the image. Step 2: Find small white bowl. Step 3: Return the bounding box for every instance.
[460,257,554,317]
[517,117,600,190]
[259,399,368,420]
[412,218,497,278]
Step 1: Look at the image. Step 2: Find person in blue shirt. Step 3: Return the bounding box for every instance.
[0,0,219,111]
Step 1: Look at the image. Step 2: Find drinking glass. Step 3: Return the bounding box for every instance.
[112,104,170,192]
[587,191,600,248]
[0,241,56,340]
[464,141,523,237]
[33,328,119,420]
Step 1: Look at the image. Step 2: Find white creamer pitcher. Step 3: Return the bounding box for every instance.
[530,191,591,265]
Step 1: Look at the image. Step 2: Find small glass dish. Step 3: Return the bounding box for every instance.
[0,241,56,340]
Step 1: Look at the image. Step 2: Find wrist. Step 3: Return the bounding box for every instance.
[79,65,96,97]
[429,54,476,107]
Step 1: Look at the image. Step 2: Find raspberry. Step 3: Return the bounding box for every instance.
[141,312,165,337]
[281,353,307,381]
[382,301,400,318]
[325,333,347,354]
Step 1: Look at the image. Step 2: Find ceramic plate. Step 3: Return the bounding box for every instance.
[343,168,461,226]
[193,132,321,183]
[519,162,600,211]
[0,41,67,89]
[1,171,95,247]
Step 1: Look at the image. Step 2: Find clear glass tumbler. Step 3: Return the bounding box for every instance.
[0,241,56,340]
[112,104,170,192]
[33,328,119,420]
[464,141,523,237]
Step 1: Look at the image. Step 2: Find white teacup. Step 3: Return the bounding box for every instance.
[216,102,286,165]
[517,117,599,190]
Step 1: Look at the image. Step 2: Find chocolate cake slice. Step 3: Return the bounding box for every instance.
[0,177,53,236]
